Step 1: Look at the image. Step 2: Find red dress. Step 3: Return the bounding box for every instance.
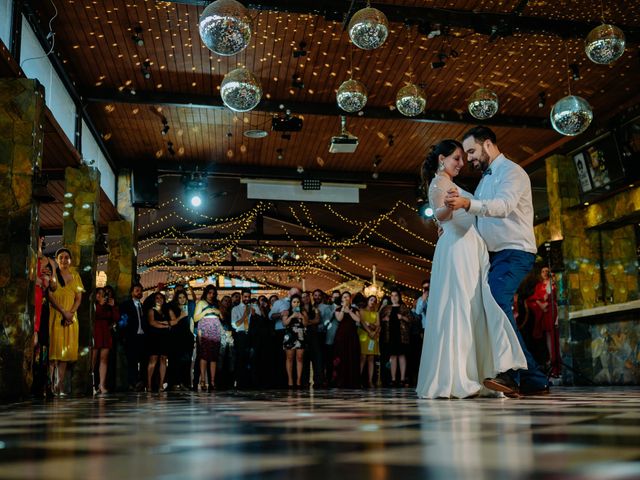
[94,303,119,349]
[34,258,44,334]
[526,281,561,377]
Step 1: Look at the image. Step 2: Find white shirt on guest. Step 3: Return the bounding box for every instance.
[269,297,290,331]
[231,302,261,333]
[467,153,537,254]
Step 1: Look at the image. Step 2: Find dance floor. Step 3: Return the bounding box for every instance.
[1,387,639,479]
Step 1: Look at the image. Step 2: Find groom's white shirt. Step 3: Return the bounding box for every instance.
[467,154,537,254]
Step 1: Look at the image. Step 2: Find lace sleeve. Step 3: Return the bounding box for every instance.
[428,176,454,223]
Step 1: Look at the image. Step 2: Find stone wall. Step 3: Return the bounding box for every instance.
[0,79,44,399]
[537,154,640,385]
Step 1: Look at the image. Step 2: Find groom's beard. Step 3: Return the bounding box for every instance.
[477,145,491,172]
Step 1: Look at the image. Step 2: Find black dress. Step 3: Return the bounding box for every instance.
[388,306,409,356]
[332,306,361,388]
[147,308,170,356]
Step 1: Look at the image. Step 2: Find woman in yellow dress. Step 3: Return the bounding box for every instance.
[48,248,84,395]
[359,295,380,388]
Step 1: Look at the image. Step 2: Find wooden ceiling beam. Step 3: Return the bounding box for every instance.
[82,87,551,130]
[164,0,640,42]
[153,162,416,186]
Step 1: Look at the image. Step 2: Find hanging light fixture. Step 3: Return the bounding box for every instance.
[551,45,593,136]
[585,24,625,64]
[348,4,389,50]
[220,67,262,112]
[337,48,368,113]
[468,88,499,120]
[396,25,426,118]
[199,0,252,56]
[550,95,593,136]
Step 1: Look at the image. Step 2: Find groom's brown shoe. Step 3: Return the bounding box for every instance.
[483,373,519,397]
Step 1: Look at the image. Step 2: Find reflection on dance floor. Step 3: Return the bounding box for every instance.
[0,387,639,479]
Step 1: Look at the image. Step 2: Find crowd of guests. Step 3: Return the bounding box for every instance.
[32,240,433,395]
[31,236,559,397]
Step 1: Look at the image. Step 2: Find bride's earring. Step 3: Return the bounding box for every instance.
[438,162,445,172]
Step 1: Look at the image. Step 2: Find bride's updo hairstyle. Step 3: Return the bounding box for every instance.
[420,139,463,190]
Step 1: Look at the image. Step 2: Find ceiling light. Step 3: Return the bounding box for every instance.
[538,92,546,108]
[161,118,170,135]
[293,41,307,58]
[131,26,144,46]
[291,72,304,89]
[190,194,202,207]
[243,129,268,138]
[141,60,151,79]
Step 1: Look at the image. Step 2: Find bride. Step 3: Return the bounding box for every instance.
[415,139,527,399]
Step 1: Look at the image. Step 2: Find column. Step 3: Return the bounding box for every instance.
[64,164,100,394]
[0,79,44,399]
[108,169,137,389]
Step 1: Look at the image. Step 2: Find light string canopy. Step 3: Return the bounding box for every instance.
[136,199,434,291]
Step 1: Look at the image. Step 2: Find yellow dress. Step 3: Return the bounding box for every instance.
[49,269,84,362]
[359,310,380,355]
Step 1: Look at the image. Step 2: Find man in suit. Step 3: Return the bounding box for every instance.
[119,283,147,391]
[444,126,549,396]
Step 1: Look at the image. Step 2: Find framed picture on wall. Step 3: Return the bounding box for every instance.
[573,152,593,193]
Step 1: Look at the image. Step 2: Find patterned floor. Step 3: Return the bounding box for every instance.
[1,387,639,479]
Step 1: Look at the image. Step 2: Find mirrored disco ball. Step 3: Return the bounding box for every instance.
[348,7,389,50]
[337,79,368,112]
[550,95,593,136]
[220,68,262,112]
[199,0,251,56]
[585,24,625,64]
[396,84,426,117]
[468,88,499,120]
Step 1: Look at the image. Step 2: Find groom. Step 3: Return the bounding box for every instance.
[444,126,549,396]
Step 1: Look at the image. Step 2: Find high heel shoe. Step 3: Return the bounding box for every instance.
[198,382,207,392]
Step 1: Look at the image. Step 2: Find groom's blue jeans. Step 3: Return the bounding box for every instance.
[488,249,548,391]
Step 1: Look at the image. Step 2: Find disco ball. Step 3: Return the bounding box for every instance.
[348,7,389,50]
[396,84,426,117]
[550,95,593,136]
[585,24,625,64]
[337,79,368,113]
[468,88,499,120]
[220,68,262,112]
[199,0,251,56]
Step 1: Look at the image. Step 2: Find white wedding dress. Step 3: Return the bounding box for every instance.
[416,174,527,399]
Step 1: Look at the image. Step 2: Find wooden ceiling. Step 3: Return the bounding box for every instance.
[28,0,640,292]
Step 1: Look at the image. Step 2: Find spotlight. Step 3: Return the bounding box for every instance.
[291,73,304,89]
[373,154,382,168]
[141,60,151,79]
[372,171,379,179]
[538,92,546,108]
[131,26,144,46]
[276,148,284,160]
[419,202,434,219]
[569,63,580,81]
[293,41,307,58]
[296,165,304,174]
[167,141,175,156]
[183,171,207,208]
[161,118,170,135]
[431,52,447,69]
[190,194,202,207]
